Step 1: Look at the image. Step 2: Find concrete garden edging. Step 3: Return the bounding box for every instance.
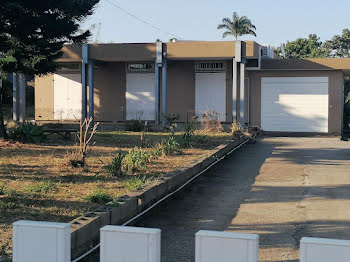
[70,136,249,259]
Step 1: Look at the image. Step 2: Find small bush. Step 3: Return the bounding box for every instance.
[122,147,151,174]
[153,136,182,156]
[0,182,6,195]
[193,134,210,145]
[10,122,46,143]
[201,110,223,133]
[103,150,125,176]
[27,180,58,193]
[181,116,198,148]
[125,120,143,132]
[231,121,243,138]
[122,175,153,191]
[64,150,85,168]
[85,189,113,204]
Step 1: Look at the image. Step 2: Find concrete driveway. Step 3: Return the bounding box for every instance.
[137,137,350,262]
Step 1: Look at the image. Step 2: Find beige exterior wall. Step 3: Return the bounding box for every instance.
[35,74,54,120]
[247,70,344,134]
[89,44,156,62]
[93,62,126,121]
[166,61,195,121]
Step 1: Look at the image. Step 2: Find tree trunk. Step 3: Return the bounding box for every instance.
[0,77,8,139]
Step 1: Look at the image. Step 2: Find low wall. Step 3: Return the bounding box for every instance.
[70,136,248,259]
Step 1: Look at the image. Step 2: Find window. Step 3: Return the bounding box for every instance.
[57,63,80,72]
[195,61,226,73]
[127,63,154,73]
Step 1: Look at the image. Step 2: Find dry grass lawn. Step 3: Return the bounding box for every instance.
[0,130,232,258]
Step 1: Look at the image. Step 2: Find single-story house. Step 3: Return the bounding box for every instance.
[33,40,350,134]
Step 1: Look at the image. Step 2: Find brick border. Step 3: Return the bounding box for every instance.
[70,136,248,259]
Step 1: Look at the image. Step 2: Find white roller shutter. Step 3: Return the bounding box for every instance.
[195,73,226,121]
[53,73,82,120]
[126,73,155,120]
[261,77,329,132]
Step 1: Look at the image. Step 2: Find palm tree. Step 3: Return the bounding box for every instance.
[217,12,257,40]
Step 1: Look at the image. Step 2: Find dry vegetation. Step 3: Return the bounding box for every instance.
[0,130,232,257]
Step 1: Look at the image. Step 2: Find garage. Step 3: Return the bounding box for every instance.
[53,73,82,120]
[261,77,329,132]
[126,72,155,121]
[195,61,226,121]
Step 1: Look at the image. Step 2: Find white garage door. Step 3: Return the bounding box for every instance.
[54,73,82,120]
[261,77,329,132]
[126,73,155,120]
[195,73,226,121]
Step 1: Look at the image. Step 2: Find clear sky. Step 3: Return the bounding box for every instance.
[82,0,350,47]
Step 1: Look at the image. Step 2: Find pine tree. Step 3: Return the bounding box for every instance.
[0,0,99,138]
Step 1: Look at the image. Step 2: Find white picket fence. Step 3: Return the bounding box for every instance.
[12,220,350,262]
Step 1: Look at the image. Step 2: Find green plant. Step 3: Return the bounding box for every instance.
[155,136,182,156]
[193,134,210,145]
[0,182,6,195]
[181,116,198,148]
[103,150,125,176]
[122,175,153,191]
[10,122,46,143]
[84,189,113,204]
[125,120,143,132]
[27,180,58,194]
[201,110,223,133]
[122,147,151,174]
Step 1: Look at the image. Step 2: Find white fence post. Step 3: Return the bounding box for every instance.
[195,231,259,262]
[13,220,70,262]
[100,225,161,262]
[300,237,350,262]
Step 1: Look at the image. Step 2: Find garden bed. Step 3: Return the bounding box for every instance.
[0,130,233,258]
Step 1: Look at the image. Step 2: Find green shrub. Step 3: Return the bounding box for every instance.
[181,117,198,148]
[85,189,113,204]
[153,136,182,156]
[0,182,6,195]
[193,134,209,145]
[10,122,46,143]
[122,175,153,191]
[103,150,125,176]
[122,147,151,174]
[27,180,57,193]
[125,120,143,132]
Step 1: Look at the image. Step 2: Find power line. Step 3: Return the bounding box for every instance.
[104,0,182,39]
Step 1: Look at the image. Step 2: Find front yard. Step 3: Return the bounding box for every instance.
[0,129,233,258]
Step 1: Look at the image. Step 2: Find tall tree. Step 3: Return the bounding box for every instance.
[0,0,99,138]
[217,12,257,40]
[284,34,329,59]
[325,29,350,58]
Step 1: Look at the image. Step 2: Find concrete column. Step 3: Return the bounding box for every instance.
[88,60,94,119]
[240,60,246,126]
[232,59,238,122]
[12,73,18,122]
[161,59,167,125]
[82,44,89,120]
[19,74,26,123]
[155,63,160,124]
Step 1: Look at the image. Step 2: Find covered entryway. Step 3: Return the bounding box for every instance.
[53,73,82,120]
[195,72,226,121]
[126,73,156,121]
[261,77,329,132]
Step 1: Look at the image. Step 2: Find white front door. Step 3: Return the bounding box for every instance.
[261,77,329,132]
[53,73,82,120]
[195,73,226,121]
[126,73,156,120]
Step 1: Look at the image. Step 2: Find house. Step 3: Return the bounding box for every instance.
[33,40,350,134]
